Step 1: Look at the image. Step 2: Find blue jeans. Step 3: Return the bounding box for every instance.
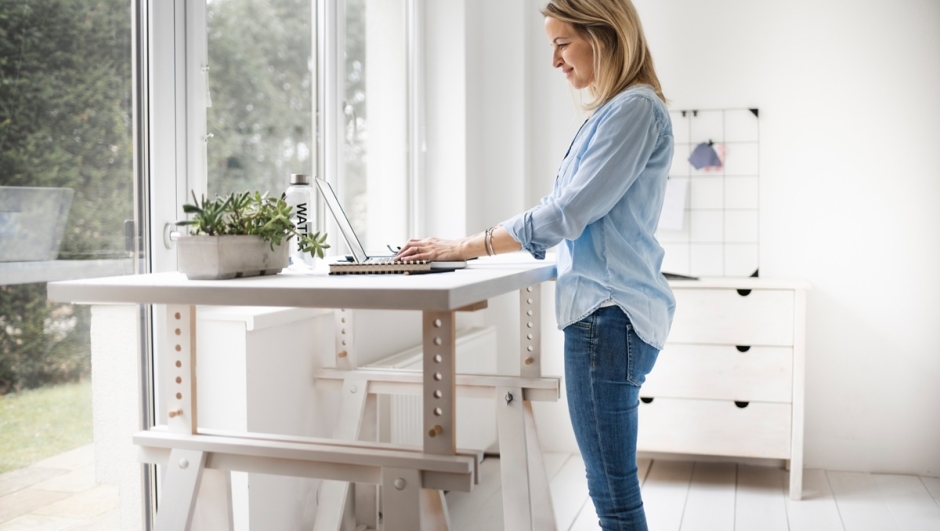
[563,305,660,531]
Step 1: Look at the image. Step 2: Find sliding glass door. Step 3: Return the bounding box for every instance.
[0,0,146,528]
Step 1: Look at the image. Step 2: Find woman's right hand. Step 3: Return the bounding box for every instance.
[396,237,468,262]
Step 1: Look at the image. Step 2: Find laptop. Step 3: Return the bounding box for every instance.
[313,178,466,274]
[0,186,74,262]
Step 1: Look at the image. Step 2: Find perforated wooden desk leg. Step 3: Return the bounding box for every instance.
[520,285,542,379]
[165,305,198,434]
[162,306,234,531]
[154,449,207,531]
[423,311,456,455]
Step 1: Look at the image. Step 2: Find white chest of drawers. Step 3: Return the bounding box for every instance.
[638,278,809,500]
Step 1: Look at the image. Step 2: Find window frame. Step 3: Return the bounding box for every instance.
[317,0,426,251]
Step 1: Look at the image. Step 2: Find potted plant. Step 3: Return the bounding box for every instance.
[175,190,329,280]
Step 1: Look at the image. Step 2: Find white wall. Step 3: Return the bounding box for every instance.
[646,0,940,477]
[471,0,939,475]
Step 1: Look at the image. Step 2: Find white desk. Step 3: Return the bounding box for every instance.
[48,255,558,531]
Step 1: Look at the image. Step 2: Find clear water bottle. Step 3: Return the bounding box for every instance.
[284,173,316,269]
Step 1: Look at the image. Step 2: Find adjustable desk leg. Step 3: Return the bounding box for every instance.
[419,311,456,530]
[497,386,534,530]
[161,306,234,531]
[154,449,206,531]
[520,285,543,378]
[423,311,457,456]
[524,400,557,531]
[496,285,557,531]
[382,468,421,531]
[519,284,557,530]
[313,378,369,531]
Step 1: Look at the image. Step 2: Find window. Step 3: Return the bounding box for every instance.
[205,0,315,199]
[335,0,411,252]
[202,0,418,256]
[0,0,138,524]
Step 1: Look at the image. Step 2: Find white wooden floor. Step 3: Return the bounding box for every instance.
[445,454,940,531]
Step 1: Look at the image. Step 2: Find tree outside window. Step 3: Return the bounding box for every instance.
[0,0,133,476]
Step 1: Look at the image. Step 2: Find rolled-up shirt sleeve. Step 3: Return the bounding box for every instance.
[503,207,549,259]
[502,95,661,259]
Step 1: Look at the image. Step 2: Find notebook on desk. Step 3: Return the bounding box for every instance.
[313,178,466,275]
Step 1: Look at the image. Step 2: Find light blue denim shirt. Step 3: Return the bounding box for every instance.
[502,84,675,349]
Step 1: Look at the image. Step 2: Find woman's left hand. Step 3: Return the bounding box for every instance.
[397,237,466,262]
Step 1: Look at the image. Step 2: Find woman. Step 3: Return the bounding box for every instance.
[398,1,673,528]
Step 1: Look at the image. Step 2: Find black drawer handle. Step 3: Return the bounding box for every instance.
[734,401,750,409]
[640,397,654,404]
[737,289,752,297]
[736,345,751,353]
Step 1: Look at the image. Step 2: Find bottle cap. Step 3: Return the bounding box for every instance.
[290,173,312,185]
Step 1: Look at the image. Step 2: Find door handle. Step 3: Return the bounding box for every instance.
[163,222,181,249]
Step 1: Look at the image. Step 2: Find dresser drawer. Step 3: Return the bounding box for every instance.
[643,344,793,403]
[637,397,791,459]
[669,288,795,346]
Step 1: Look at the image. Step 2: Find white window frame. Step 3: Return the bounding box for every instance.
[317,0,425,251]
[405,0,427,238]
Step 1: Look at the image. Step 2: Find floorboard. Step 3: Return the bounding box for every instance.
[828,471,899,531]
[642,460,694,531]
[872,474,940,531]
[445,457,503,531]
[444,456,940,531]
[734,465,788,531]
[921,476,940,508]
[679,462,737,531]
[568,498,599,531]
[549,454,591,531]
[784,469,844,531]
[544,452,571,482]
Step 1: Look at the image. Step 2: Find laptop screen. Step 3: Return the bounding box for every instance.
[313,178,369,263]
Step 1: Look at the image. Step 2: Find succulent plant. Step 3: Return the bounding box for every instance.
[176,190,330,258]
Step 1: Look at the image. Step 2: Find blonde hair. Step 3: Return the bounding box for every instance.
[542,0,665,110]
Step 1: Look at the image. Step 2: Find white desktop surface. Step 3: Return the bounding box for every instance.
[47,254,557,310]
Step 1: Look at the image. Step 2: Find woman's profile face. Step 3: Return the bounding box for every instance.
[545,16,595,90]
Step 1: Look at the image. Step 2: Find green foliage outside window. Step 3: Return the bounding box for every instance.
[0,0,131,393]
[206,0,315,198]
[0,0,133,258]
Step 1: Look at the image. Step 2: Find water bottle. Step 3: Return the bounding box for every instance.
[285,173,316,269]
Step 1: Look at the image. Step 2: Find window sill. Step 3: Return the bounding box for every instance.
[0,259,134,286]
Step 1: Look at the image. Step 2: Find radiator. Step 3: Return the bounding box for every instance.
[366,326,498,452]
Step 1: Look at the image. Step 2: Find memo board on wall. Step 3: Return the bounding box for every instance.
[657,108,760,278]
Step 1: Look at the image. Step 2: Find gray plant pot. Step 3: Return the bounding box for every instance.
[177,235,289,280]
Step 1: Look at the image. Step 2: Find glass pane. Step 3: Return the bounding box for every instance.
[0,0,134,525]
[341,0,408,253]
[206,0,314,201]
